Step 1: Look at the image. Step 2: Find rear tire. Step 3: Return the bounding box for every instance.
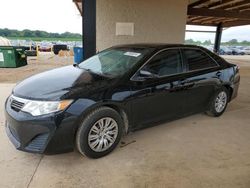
[76,107,123,158]
[206,87,229,117]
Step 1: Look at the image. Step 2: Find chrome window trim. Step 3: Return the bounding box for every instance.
[130,46,220,81]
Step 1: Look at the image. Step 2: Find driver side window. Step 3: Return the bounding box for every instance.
[142,49,182,77]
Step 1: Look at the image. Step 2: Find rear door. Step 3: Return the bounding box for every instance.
[180,48,222,114]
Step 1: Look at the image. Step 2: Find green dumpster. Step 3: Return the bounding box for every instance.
[0,46,27,68]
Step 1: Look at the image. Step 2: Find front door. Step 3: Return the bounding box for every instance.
[129,49,188,128]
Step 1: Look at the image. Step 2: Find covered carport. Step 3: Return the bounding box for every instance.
[1,1,250,188]
[73,0,250,59]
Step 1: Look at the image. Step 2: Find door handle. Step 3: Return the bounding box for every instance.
[216,71,222,77]
[183,82,195,87]
[179,80,195,89]
[180,80,188,85]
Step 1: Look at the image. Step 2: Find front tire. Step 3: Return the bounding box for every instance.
[76,107,123,158]
[206,87,229,117]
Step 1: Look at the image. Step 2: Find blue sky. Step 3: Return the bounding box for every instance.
[0,0,249,42]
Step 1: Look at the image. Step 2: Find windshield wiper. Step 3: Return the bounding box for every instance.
[75,65,92,72]
[102,72,115,77]
[76,66,114,77]
[81,67,93,72]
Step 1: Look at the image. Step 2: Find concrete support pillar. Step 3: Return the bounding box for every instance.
[214,23,223,54]
[82,0,96,60]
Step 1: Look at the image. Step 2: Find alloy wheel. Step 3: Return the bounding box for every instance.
[215,91,227,113]
[88,117,118,152]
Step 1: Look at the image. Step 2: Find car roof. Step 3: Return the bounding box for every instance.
[112,43,204,51]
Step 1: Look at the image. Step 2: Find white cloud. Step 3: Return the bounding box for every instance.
[0,0,82,34]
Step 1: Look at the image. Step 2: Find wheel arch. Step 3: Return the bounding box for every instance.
[102,104,130,135]
[222,84,233,101]
[73,101,130,136]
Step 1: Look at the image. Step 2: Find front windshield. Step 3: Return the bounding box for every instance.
[79,47,152,77]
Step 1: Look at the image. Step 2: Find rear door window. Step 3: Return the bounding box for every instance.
[182,49,218,72]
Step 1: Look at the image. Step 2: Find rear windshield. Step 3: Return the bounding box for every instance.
[79,48,152,77]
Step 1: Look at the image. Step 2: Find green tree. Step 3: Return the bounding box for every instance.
[0,28,82,40]
[185,39,195,44]
[203,40,212,45]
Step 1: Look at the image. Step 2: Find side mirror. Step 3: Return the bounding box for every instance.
[139,70,158,79]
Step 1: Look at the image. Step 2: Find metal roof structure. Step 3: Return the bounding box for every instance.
[74,0,250,27]
[188,0,250,27]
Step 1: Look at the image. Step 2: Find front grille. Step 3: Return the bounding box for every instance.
[11,99,25,112]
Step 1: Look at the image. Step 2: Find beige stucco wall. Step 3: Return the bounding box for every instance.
[96,0,188,51]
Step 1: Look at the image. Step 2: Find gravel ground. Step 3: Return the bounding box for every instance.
[0,52,73,83]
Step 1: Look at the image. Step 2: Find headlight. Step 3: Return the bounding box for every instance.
[22,100,73,116]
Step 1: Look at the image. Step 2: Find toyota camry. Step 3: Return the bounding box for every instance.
[5,44,240,158]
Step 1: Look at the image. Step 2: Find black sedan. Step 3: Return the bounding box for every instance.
[5,44,240,158]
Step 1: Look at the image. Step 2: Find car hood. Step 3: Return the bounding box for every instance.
[13,65,116,100]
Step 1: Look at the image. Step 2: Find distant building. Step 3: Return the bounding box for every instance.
[0,37,11,46]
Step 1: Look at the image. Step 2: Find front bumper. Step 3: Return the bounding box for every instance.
[4,97,81,154]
